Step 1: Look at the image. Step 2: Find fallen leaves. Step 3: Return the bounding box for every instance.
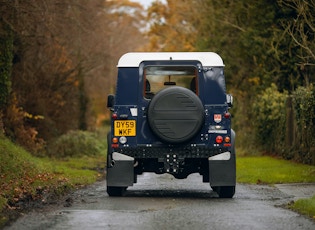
[0,171,70,210]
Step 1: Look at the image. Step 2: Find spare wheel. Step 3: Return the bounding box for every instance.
[147,86,204,144]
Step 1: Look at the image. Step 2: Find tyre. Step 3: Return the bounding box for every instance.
[215,186,235,198]
[107,186,127,197]
[147,86,204,144]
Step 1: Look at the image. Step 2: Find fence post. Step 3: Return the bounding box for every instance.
[285,96,294,151]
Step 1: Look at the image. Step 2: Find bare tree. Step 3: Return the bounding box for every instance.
[278,0,315,86]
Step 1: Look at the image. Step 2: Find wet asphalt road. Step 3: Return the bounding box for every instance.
[4,173,315,230]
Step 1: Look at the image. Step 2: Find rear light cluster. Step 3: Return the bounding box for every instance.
[214,112,231,146]
[112,113,119,147]
[111,137,119,148]
[111,136,128,148]
[216,135,231,147]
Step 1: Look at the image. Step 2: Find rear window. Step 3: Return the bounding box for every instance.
[144,66,197,99]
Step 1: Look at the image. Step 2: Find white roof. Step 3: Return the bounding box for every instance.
[117,52,224,67]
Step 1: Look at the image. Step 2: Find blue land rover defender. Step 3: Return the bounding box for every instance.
[107,52,236,198]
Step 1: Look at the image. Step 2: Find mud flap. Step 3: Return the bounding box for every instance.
[208,152,236,187]
[107,152,134,187]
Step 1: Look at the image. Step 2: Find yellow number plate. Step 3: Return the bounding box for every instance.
[114,120,136,136]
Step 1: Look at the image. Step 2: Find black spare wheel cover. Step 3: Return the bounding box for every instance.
[148,86,204,144]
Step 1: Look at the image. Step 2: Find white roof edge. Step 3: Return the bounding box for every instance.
[117,52,224,67]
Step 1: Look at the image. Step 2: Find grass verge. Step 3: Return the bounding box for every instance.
[0,135,106,227]
[237,154,315,220]
[236,155,315,184]
[289,195,315,220]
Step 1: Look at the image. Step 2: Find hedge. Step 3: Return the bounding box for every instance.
[252,84,315,165]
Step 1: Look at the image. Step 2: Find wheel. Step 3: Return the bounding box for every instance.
[215,186,235,198]
[107,186,127,197]
[147,86,204,144]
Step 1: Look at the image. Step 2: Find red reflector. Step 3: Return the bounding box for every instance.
[111,143,119,148]
[112,113,118,119]
[216,136,223,144]
[224,112,231,119]
[224,143,232,147]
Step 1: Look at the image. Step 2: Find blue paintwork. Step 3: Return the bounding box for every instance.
[111,60,230,149]
[107,55,236,197]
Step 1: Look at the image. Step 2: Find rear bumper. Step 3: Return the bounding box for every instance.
[113,145,229,159]
[106,145,236,187]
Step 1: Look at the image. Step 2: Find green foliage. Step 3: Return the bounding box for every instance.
[230,93,261,153]
[0,23,13,110]
[290,195,315,220]
[47,130,105,158]
[292,86,315,164]
[252,84,288,153]
[250,84,315,164]
[293,86,315,135]
[236,156,315,184]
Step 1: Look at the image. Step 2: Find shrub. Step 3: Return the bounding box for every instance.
[3,95,45,154]
[251,84,315,164]
[47,130,105,158]
[292,86,315,164]
[252,84,288,154]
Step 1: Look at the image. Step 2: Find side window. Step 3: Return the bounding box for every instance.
[144,66,198,99]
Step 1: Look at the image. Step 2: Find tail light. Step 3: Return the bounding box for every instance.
[112,113,118,119]
[111,137,119,148]
[216,136,231,145]
[224,112,231,119]
[224,136,231,143]
[224,136,231,147]
[216,136,223,144]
